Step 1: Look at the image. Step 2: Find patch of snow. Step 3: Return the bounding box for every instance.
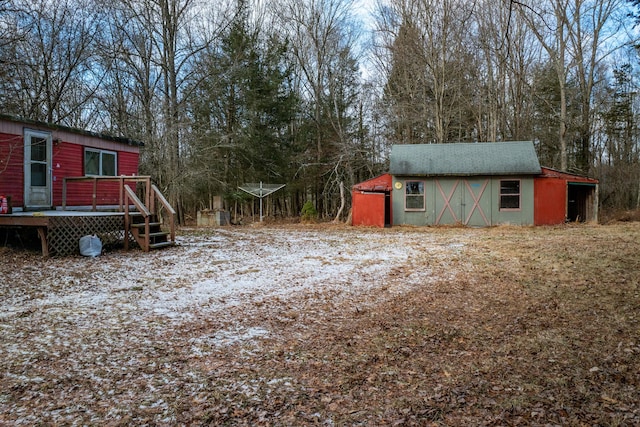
[191,326,270,350]
[1,227,469,366]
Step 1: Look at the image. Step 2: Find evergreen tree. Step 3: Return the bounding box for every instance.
[383,18,433,144]
[598,64,640,209]
[185,1,298,214]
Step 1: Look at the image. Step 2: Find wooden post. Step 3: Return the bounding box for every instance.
[146,178,151,211]
[150,185,156,215]
[124,190,130,251]
[92,177,97,211]
[62,178,67,210]
[118,176,124,212]
[144,215,150,252]
[36,227,49,257]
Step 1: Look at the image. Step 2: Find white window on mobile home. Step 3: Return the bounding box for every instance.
[85,148,117,176]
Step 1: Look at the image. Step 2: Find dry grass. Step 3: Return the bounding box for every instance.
[1,223,639,426]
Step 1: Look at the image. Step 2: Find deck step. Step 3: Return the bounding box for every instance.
[138,231,170,238]
[149,241,175,250]
[130,222,162,229]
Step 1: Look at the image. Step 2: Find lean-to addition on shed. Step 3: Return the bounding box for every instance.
[351,174,392,227]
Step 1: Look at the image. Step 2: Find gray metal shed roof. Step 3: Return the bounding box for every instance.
[389,141,542,176]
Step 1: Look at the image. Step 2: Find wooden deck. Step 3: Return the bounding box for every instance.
[1,175,176,256]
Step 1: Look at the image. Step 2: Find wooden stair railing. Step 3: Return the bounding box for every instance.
[124,184,176,252]
[151,184,176,244]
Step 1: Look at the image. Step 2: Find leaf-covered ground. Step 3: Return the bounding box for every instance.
[1,223,639,426]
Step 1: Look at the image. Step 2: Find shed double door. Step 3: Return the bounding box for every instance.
[434,178,491,226]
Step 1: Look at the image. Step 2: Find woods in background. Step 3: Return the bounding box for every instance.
[1,0,639,221]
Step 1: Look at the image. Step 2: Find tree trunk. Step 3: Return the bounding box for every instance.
[333,181,345,223]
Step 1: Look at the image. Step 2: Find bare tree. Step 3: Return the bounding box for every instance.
[375,0,478,144]
[516,0,630,172]
[568,0,628,173]
[270,0,363,217]
[98,0,229,222]
[0,0,103,126]
[473,0,542,142]
[0,1,26,114]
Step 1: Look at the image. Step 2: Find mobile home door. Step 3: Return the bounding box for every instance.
[23,129,53,209]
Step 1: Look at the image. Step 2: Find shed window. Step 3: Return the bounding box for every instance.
[500,180,520,210]
[85,148,117,176]
[405,181,425,210]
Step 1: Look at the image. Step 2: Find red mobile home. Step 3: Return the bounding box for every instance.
[0,115,141,211]
[0,116,176,256]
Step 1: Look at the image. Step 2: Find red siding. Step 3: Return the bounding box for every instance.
[0,116,141,209]
[52,142,86,206]
[62,181,122,206]
[534,176,566,225]
[0,132,25,207]
[119,151,139,175]
[534,167,599,225]
[352,191,388,227]
[53,143,141,207]
[352,174,392,228]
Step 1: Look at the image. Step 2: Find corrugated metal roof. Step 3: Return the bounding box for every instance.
[540,167,599,183]
[389,141,542,176]
[0,114,144,147]
[352,174,392,192]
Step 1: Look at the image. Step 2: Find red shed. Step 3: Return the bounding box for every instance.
[0,115,141,211]
[351,174,392,227]
[534,167,599,225]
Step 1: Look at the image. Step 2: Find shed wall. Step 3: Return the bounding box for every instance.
[534,168,599,224]
[391,176,535,226]
[351,191,387,227]
[534,177,566,225]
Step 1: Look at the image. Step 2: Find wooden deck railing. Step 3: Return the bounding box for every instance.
[63,175,175,251]
[62,175,152,212]
[152,184,176,243]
